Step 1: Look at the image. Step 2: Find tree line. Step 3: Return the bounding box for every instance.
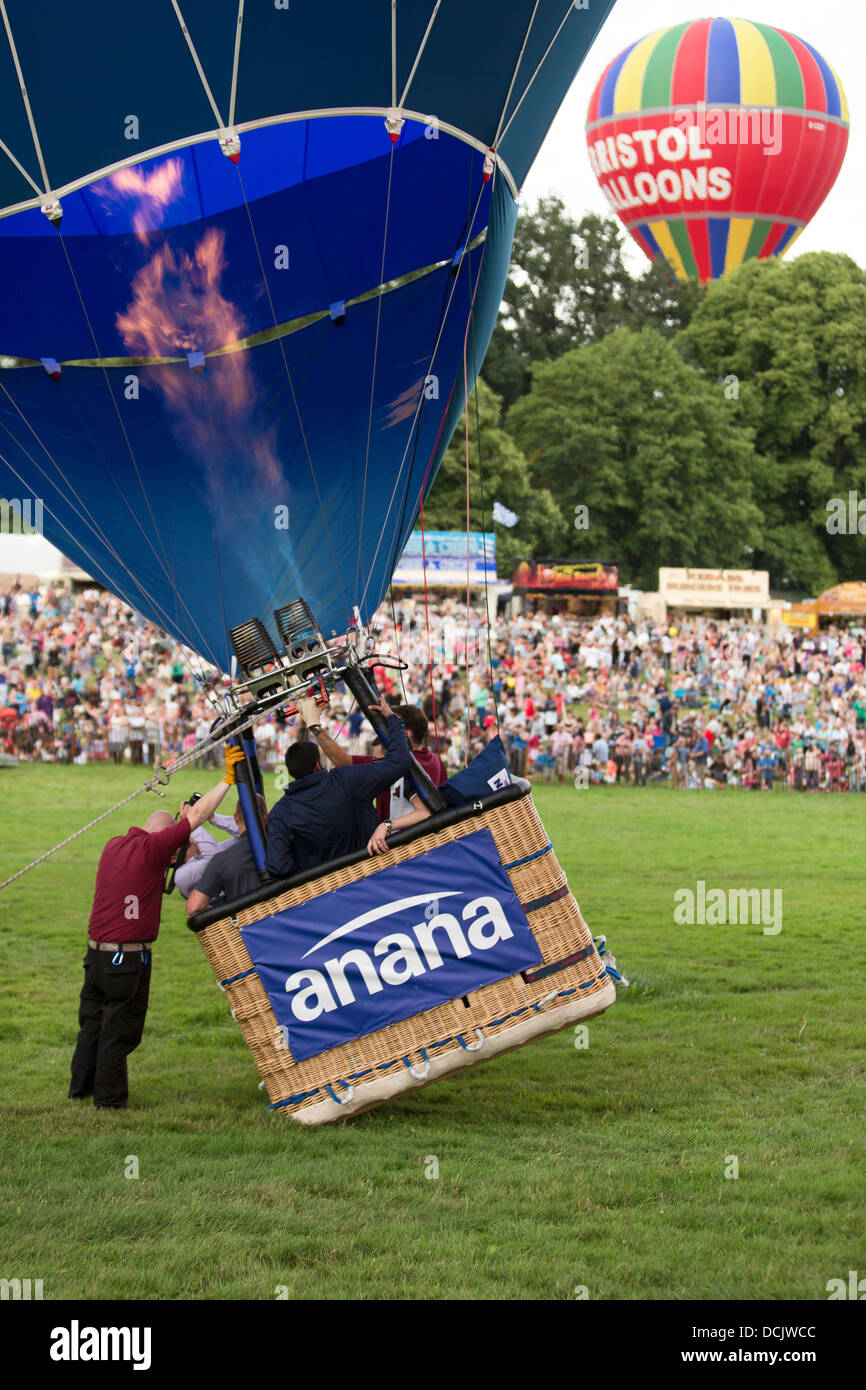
[423,197,866,594]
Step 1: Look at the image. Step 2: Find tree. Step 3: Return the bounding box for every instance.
[482,201,634,408]
[507,328,762,588]
[679,252,866,592]
[423,377,567,576]
[627,257,705,340]
[483,198,704,409]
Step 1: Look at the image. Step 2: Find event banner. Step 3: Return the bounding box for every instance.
[512,559,619,592]
[391,530,496,587]
[240,829,541,1062]
[658,567,769,607]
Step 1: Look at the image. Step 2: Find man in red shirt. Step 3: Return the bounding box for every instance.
[68,743,244,1110]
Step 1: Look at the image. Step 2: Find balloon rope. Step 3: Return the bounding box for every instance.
[398,1,443,107]
[228,0,245,129]
[390,0,397,109]
[417,488,442,760]
[169,0,227,128]
[0,438,208,701]
[356,178,489,614]
[382,189,491,765]
[463,337,472,765]
[0,401,212,670]
[37,339,218,668]
[497,0,573,146]
[0,703,268,893]
[492,0,540,147]
[0,780,175,892]
[0,0,52,195]
[388,587,409,704]
[468,284,501,738]
[354,141,397,609]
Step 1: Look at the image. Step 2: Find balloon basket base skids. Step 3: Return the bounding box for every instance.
[189,782,617,1125]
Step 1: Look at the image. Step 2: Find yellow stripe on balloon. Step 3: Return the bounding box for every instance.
[779,226,805,259]
[730,19,776,106]
[724,218,754,276]
[614,27,669,114]
[647,220,688,281]
[827,62,850,123]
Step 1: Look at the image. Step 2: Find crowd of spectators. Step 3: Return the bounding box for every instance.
[2,579,865,794]
[0,583,218,768]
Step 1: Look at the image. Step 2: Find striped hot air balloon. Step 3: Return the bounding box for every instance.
[585,17,850,282]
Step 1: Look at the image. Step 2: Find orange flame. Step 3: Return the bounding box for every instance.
[116,227,284,531]
[95,158,186,235]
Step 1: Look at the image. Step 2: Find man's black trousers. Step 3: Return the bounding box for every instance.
[69,946,152,1107]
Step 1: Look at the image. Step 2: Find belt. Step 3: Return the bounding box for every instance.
[88,939,152,952]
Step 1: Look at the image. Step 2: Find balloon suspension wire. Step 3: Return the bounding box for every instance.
[356,170,489,617]
[330,697,357,744]
[354,140,397,610]
[497,0,575,146]
[0,697,269,893]
[405,277,476,764]
[469,287,501,738]
[51,232,217,665]
[362,160,491,762]
[0,402,213,684]
[388,236,468,758]
[417,487,442,759]
[463,343,472,763]
[388,586,409,704]
[415,210,491,763]
[37,357,214,669]
[211,532,231,673]
[231,164,351,625]
[493,0,540,148]
[0,425,147,609]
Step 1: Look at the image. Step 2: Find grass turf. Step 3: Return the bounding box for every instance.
[0,764,863,1300]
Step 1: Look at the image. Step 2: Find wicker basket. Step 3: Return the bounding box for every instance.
[193,788,616,1123]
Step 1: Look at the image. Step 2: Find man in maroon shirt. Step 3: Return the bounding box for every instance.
[68,743,244,1110]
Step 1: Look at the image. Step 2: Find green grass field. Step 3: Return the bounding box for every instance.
[0,765,863,1300]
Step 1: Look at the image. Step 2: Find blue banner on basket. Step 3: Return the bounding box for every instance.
[240,828,542,1063]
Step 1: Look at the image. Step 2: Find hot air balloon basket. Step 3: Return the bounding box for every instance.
[190,784,616,1124]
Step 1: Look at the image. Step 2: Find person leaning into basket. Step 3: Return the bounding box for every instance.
[68,742,245,1110]
[184,792,269,915]
[310,698,447,855]
[264,698,412,877]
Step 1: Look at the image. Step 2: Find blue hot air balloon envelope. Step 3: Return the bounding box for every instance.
[0,0,614,670]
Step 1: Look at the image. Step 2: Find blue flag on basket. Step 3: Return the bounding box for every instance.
[440,735,512,806]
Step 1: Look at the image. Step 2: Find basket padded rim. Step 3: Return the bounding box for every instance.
[286,978,617,1126]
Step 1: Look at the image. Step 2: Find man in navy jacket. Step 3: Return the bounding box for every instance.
[265,700,412,877]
